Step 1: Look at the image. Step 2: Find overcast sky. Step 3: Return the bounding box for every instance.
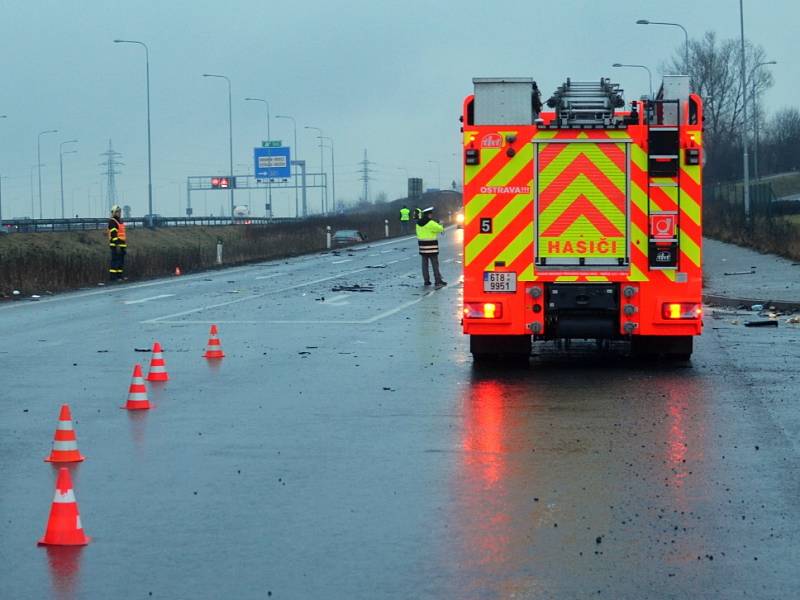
[1,0,796,218]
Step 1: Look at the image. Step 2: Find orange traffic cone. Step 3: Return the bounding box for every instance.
[44,404,85,463]
[123,364,151,410]
[38,467,90,546]
[203,324,225,359]
[146,341,169,382]
[174,266,182,276]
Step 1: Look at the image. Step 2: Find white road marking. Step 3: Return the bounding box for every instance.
[361,291,435,323]
[123,294,175,305]
[152,292,435,326]
[380,250,393,254]
[255,273,282,280]
[331,259,352,264]
[142,266,371,323]
[0,263,265,311]
[147,268,437,325]
[368,253,379,257]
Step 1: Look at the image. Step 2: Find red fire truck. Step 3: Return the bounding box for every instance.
[461,76,703,360]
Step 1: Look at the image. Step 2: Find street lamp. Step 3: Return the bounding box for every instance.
[305,126,325,214]
[276,114,300,217]
[318,136,335,213]
[114,40,154,220]
[427,160,441,189]
[0,175,6,222]
[736,0,751,219]
[59,139,78,219]
[748,60,776,181]
[636,19,689,71]
[203,73,234,216]
[37,129,58,219]
[612,63,653,99]
[0,117,5,221]
[245,97,272,215]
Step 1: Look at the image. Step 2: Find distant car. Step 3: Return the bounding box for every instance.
[332,229,367,247]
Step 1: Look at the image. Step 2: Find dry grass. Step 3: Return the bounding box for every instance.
[0,193,461,297]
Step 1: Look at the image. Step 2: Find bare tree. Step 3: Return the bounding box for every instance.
[663,31,773,181]
[762,107,800,176]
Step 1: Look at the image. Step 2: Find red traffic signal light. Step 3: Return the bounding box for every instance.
[211,177,231,189]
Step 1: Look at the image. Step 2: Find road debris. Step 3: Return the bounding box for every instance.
[134,348,150,353]
[744,320,778,328]
[723,270,756,276]
[331,284,374,292]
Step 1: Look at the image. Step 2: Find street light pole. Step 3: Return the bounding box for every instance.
[737,0,751,219]
[204,73,234,216]
[748,60,776,181]
[305,126,325,214]
[319,136,335,213]
[0,116,5,220]
[276,115,300,217]
[114,40,154,219]
[612,63,653,99]
[37,129,58,219]
[59,139,78,219]
[636,19,689,72]
[245,97,272,216]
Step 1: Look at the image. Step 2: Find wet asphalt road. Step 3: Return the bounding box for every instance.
[1,230,799,599]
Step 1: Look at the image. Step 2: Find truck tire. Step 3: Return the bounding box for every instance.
[631,335,693,360]
[470,335,531,365]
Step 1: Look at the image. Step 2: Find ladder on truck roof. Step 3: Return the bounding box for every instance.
[545,78,627,129]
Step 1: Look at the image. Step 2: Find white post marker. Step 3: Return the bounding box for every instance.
[326,225,332,249]
[384,219,389,238]
[216,239,223,265]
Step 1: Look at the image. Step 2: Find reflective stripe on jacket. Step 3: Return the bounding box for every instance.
[416,219,444,254]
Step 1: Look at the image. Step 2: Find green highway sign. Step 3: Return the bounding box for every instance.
[262,140,283,148]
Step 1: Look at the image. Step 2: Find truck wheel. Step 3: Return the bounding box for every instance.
[470,335,531,365]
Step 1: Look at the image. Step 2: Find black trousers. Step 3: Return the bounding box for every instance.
[109,248,125,279]
[420,253,443,284]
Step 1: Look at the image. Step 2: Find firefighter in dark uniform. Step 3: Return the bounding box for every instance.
[415,206,447,288]
[108,205,127,281]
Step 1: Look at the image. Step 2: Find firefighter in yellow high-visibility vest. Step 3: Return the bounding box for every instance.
[416,206,447,288]
[107,205,127,281]
[399,205,411,234]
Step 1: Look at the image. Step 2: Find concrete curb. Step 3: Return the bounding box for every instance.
[703,293,800,312]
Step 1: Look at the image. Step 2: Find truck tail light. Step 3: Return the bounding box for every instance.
[463,302,502,319]
[662,302,702,319]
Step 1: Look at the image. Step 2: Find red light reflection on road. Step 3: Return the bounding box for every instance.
[455,378,514,578]
[462,380,506,487]
[45,546,84,600]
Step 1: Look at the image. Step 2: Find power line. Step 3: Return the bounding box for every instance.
[359,149,375,204]
[99,139,124,211]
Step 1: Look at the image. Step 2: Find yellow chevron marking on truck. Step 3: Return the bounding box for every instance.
[680,230,701,267]
[465,192,530,265]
